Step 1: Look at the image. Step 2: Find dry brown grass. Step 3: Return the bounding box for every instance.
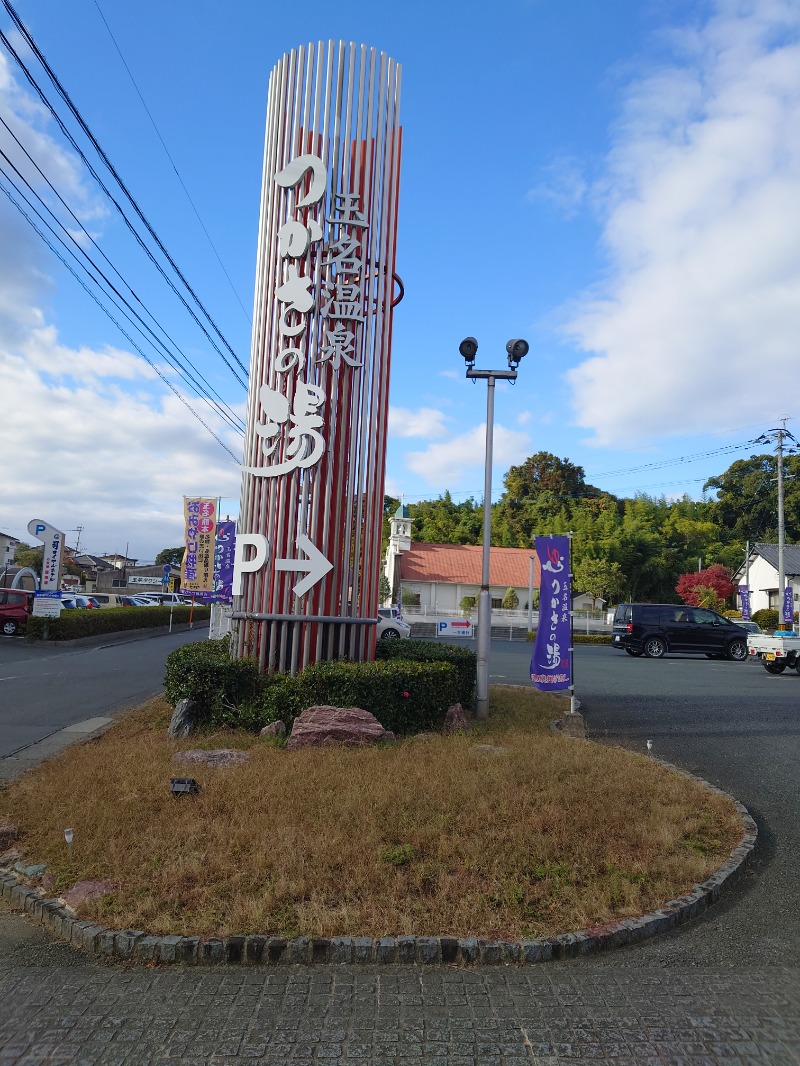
[0,687,743,940]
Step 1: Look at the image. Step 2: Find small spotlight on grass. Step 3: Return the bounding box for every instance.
[170,777,200,796]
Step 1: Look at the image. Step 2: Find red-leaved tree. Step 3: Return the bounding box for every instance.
[676,564,736,609]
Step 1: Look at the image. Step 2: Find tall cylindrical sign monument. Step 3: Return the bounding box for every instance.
[233,42,402,675]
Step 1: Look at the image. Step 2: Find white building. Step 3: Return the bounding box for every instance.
[383,505,540,613]
[733,542,800,614]
[0,530,20,579]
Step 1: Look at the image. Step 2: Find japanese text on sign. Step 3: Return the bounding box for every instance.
[180,497,217,593]
[245,153,369,478]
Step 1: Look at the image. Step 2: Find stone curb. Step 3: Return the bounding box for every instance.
[0,760,757,967]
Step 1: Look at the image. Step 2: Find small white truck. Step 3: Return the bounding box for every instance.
[747,631,800,674]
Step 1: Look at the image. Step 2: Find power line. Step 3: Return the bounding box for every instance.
[0,3,249,387]
[586,440,757,479]
[0,139,245,436]
[0,174,242,463]
[91,0,252,327]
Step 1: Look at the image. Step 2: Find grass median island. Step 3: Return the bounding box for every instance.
[0,686,742,942]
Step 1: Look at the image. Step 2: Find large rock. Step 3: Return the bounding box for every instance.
[59,879,116,912]
[167,698,196,739]
[442,703,470,734]
[0,823,19,850]
[287,706,395,750]
[260,720,287,738]
[172,749,250,768]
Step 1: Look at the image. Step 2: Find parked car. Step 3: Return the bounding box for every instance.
[734,620,762,635]
[75,595,97,609]
[611,603,748,660]
[0,589,34,636]
[149,593,193,606]
[376,614,411,640]
[90,594,129,609]
[118,596,146,607]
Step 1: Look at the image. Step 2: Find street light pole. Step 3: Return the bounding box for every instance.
[756,420,797,629]
[459,336,528,720]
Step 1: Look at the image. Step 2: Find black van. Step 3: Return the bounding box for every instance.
[611,603,748,661]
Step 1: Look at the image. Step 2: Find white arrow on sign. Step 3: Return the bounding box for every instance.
[275,534,333,598]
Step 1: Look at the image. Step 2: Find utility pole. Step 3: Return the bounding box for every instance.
[755,420,798,629]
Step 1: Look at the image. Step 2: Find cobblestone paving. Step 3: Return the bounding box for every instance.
[1,958,798,1065]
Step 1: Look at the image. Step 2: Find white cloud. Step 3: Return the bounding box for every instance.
[517,411,532,425]
[526,155,588,218]
[0,52,242,560]
[404,424,530,486]
[565,0,800,447]
[388,406,448,438]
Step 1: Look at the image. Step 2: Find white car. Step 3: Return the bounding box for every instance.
[376,614,411,640]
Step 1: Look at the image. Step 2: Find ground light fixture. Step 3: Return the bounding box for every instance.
[170,777,200,796]
[459,336,528,719]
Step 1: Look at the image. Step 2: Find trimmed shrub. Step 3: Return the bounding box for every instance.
[276,659,459,735]
[525,630,611,645]
[374,638,476,709]
[752,609,779,631]
[164,640,463,736]
[26,605,210,641]
[163,637,261,725]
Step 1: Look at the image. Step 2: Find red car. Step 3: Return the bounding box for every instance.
[0,589,34,636]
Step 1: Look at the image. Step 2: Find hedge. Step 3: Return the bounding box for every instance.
[164,637,261,724]
[751,609,779,631]
[374,638,476,708]
[26,605,210,641]
[163,637,461,735]
[525,631,612,645]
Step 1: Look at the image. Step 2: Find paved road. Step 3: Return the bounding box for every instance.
[0,626,208,758]
[1,638,798,1064]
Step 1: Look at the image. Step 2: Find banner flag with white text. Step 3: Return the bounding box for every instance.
[530,535,571,692]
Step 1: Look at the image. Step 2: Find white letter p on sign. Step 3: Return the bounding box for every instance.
[232,534,270,596]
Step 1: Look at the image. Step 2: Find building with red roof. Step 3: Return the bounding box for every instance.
[383,505,540,614]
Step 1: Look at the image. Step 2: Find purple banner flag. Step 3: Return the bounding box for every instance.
[738,584,751,621]
[783,584,794,624]
[531,536,571,691]
[213,521,236,603]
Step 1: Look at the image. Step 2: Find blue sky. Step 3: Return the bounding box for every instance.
[1,0,799,560]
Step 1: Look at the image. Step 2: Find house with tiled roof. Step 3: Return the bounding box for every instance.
[383,505,541,614]
[733,542,800,615]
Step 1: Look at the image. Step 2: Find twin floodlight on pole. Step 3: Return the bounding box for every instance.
[458,335,529,720]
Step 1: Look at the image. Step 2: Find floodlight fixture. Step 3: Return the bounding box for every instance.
[459,336,478,364]
[506,338,529,368]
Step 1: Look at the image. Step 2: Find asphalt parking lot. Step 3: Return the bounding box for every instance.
[1,638,798,1064]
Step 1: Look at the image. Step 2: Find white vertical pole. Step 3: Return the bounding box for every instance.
[528,556,534,634]
[568,531,577,715]
[475,377,495,721]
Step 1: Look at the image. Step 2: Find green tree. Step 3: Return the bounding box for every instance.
[573,556,626,609]
[154,547,185,567]
[410,492,482,545]
[501,587,519,609]
[13,543,43,572]
[704,452,800,544]
[493,451,615,547]
[378,573,391,603]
